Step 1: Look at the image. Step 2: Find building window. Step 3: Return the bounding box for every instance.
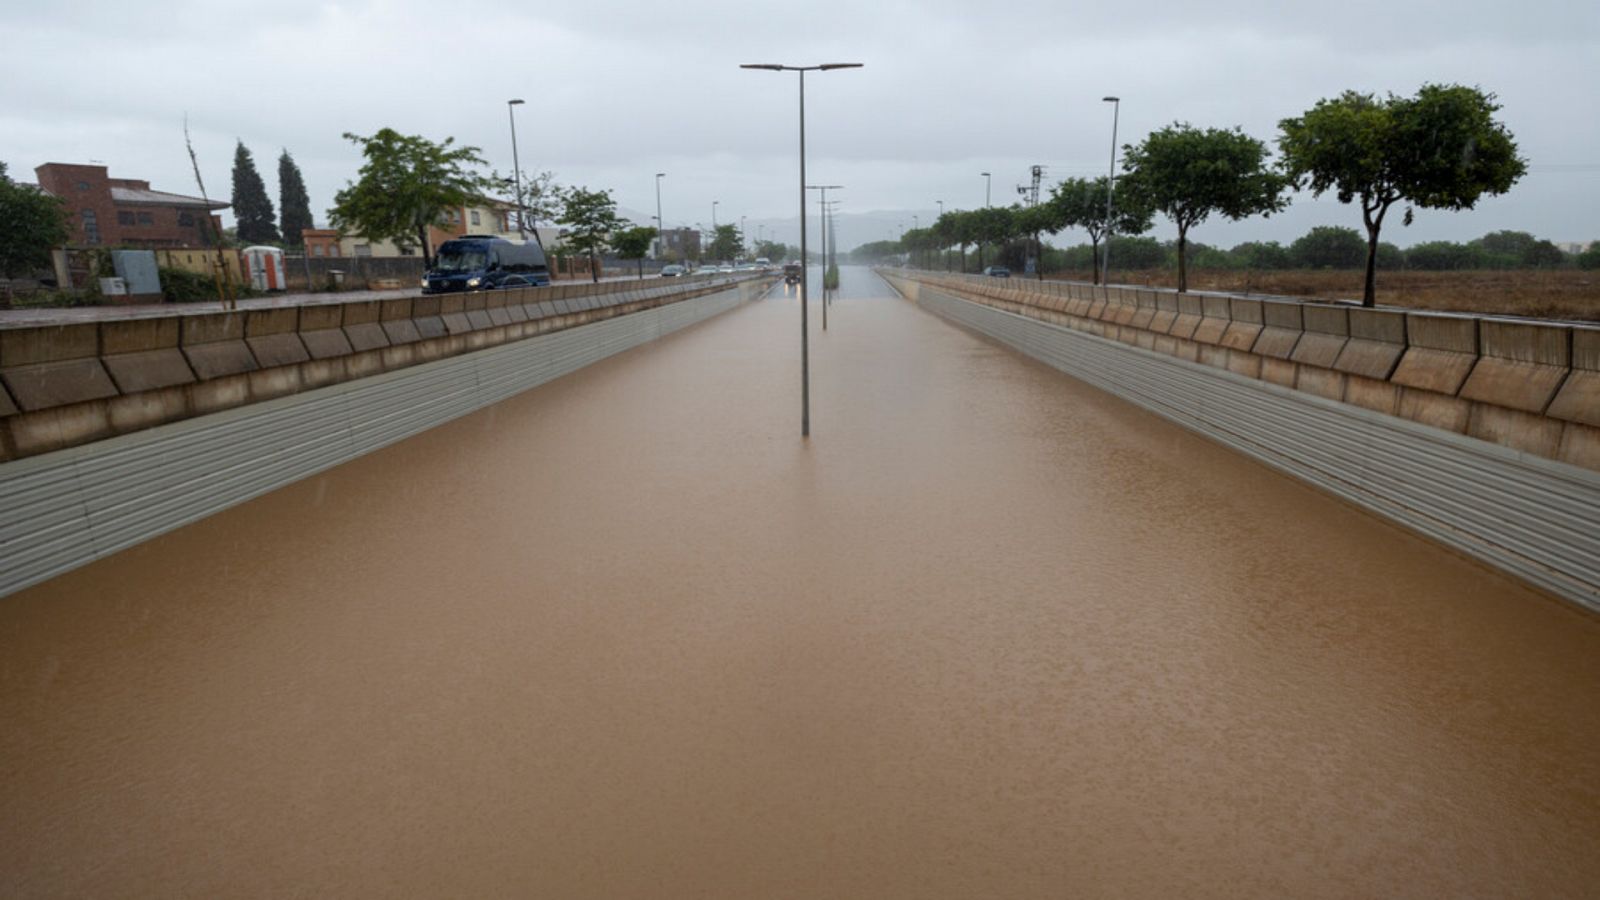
[118,210,136,226]
[330,246,340,257]
[470,210,481,226]
[81,210,100,245]
[449,210,461,225]
[77,181,90,191]
[313,245,325,257]
[178,211,195,227]
[137,211,154,225]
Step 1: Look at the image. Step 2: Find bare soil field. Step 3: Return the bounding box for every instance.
[1040,268,1600,322]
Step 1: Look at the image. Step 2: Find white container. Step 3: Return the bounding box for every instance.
[99,277,128,296]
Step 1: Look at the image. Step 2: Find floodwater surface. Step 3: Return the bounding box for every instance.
[3,268,1597,898]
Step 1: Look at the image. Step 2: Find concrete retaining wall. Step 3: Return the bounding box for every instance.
[881,270,1600,613]
[0,279,772,600]
[0,274,764,461]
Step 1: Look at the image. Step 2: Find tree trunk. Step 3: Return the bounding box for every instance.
[1362,226,1380,308]
[1091,239,1102,285]
[589,249,598,283]
[1176,228,1188,293]
[977,243,984,270]
[1361,201,1389,308]
[417,225,433,270]
[637,258,644,280]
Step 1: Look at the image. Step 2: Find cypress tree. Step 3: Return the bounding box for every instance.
[278,149,313,249]
[231,140,280,245]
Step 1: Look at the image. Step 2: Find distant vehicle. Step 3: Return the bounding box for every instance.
[783,263,801,285]
[984,265,1011,278]
[719,264,735,273]
[660,264,686,277]
[755,257,771,271]
[422,235,550,293]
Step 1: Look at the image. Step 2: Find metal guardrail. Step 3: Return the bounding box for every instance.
[0,283,763,600]
[893,276,1600,613]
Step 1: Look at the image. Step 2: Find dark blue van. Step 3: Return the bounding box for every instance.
[422,235,551,294]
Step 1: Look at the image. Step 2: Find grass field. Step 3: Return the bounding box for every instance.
[1036,268,1600,322]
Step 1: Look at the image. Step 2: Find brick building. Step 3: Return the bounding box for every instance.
[34,163,228,249]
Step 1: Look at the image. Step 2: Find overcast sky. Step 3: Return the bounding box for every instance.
[4,0,1596,250]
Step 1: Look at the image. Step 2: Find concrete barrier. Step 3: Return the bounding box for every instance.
[0,274,770,461]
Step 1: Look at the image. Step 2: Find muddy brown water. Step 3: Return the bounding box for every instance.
[3,268,1597,898]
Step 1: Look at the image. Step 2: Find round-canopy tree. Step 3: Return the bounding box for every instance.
[1278,84,1525,306]
[1120,124,1290,292]
[329,128,492,268]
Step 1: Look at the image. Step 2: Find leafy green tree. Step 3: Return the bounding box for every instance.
[1044,176,1155,283]
[1472,230,1565,268]
[1575,243,1600,270]
[754,239,787,261]
[1109,236,1168,270]
[1376,242,1404,270]
[1120,123,1290,292]
[1290,225,1367,269]
[1230,241,1292,270]
[1405,240,1478,270]
[231,141,280,245]
[704,224,743,262]
[491,169,561,242]
[557,186,624,283]
[277,149,313,249]
[612,225,658,279]
[329,128,492,268]
[1279,85,1525,305]
[968,206,1017,270]
[0,162,71,277]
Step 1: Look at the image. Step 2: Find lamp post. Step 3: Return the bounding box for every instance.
[1102,96,1121,287]
[712,200,719,230]
[740,62,863,438]
[654,172,666,260]
[507,99,527,240]
[807,184,842,328]
[936,200,946,270]
[981,171,991,207]
[740,215,746,257]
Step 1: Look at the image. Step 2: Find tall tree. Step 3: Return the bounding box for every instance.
[704,224,743,263]
[611,225,659,279]
[1044,176,1155,284]
[231,141,280,245]
[329,129,491,268]
[0,162,71,277]
[968,206,1017,270]
[1121,124,1290,291]
[277,149,313,249]
[557,186,623,283]
[1278,84,1525,306]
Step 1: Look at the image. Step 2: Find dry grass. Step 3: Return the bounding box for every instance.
[1040,268,1600,322]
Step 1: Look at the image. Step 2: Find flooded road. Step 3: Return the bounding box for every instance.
[3,267,1597,898]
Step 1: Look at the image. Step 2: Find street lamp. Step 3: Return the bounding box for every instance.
[981,172,991,207]
[807,184,842,330]
[507,99,527,240]
[712,200,719,230]
[1102,96,1121,287]
[936,200,946,270]
[740,61,864,438]
[655,172,666,260]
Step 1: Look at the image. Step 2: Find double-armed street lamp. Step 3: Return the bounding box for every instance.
[507,99,527,240]
[740,61,863,438]
[1102,96,1121,287]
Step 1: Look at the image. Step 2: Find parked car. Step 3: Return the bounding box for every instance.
[719,264,735,273]
[984,266,1011,278]
[660,264,686,277]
